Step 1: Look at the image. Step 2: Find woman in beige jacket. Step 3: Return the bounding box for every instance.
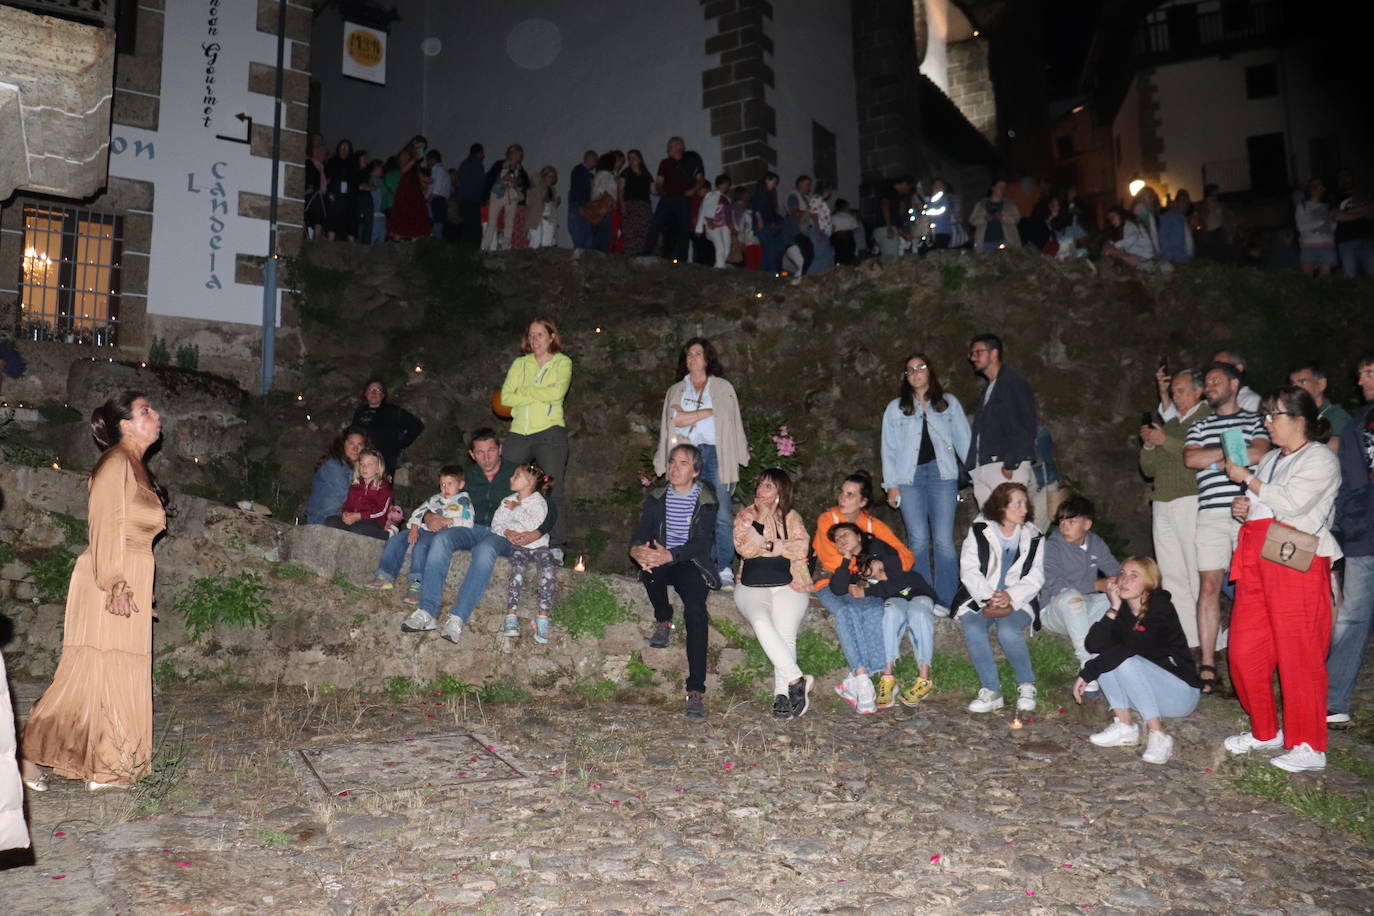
[653,337,750,587]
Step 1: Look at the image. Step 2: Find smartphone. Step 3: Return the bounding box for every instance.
[1141,411,1156,427]
[1158,357,1169,375]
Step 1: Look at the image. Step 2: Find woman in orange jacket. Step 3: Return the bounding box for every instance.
[811,471,915,709]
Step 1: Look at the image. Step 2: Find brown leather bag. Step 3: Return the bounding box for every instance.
[581,194,616,228]
[1260,521,1318,573]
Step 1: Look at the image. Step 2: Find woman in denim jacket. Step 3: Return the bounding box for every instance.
[881,352,971,610]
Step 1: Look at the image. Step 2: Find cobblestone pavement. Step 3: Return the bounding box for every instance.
[3,675,1372,915]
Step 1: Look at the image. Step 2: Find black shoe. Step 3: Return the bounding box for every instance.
[773,694,792,718]
[685,690,706,718]
[649,621,672,649]
[788,674,814,718]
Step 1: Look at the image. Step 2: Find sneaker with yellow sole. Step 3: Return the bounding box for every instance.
[898,677,933,708]
[875,675,898,709]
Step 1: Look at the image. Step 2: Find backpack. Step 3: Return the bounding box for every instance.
[948,522,1043,628]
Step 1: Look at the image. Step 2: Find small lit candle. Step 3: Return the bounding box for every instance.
[414,364,423,373]
[296,393,303,401]
[573,555,586,572]
[140,362,146,367]
[754,292,763,299]
[51,460,61,470]
[1010,716,1024,730]
[671,259,678,264]
[594,327,602,334]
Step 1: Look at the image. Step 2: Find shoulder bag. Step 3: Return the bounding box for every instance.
[1256,448,1319,573]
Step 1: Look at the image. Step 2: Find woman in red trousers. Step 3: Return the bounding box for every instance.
[1222,386,1341,772]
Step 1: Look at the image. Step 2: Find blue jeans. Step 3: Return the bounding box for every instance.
[882,595,936,667]
[416,525,513,624]
[1039,589,1111,665]
[1328,555,1374,715]
[1098,655,1200,722]
[697,444,735,573]
[817,588,886,673]
[1339,238,1374,278]
[375,528,440,584]
[960,608,1035,691]
[568,207,592,249]
[897,463,959,607]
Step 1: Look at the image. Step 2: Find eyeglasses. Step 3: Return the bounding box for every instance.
[903,365,928,375]
[1262,411,1295,423]
[968,348,990,357]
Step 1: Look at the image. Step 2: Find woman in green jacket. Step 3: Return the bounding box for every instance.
[500,317,573,552]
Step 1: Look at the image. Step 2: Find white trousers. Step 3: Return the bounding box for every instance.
[481,192,521,250]
[705,225,731,267]
[735,584,809,695]
[970,460,1032,510]
[1152,496,1201,647]
[527,218,557,249]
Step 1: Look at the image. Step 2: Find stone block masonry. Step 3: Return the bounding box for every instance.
[702,0,778,188]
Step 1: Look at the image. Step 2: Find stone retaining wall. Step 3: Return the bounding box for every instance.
[0,465,979,698]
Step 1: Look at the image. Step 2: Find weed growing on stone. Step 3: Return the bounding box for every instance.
[385,676,418,702]
[795,630,848,679]
[427,674,479,699]
[260,828,291,845]
[1329,748,1374,781]
[330,570,362,592]
[29,546,76,603]
[939,262,968,291]
[478,678,533,704]
[283,255,352,334]
[124,731,190,819]
[153,657,181,689]
[50,511,88,547]
[0,539,13,567]
[274,563,314,580]
[626,652,656,687]
[573,679,616,701]
[174,571,272,641]
[1229,757,1374,845]
[556,575,635,640]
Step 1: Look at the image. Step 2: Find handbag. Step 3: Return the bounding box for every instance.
[581,193,616,228]
[1260,521,1317,573]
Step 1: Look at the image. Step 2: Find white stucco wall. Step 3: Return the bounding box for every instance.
[312,0,715,245]
[1147,49,1287,194]
[769,0,860,205]
[108,0,284,326]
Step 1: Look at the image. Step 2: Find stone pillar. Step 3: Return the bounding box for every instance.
[702,0,778,188]
[850,0,925,220]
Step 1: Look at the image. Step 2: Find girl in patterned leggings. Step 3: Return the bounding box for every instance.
[492,463,558,643]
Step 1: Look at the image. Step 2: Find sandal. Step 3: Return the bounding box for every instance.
[532,616,551,644]
[501,614,520,638]
[1199,664,1220,695]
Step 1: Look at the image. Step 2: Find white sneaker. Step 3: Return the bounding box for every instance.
[967,688,1004,713]
[934,603,952,618]
[1141,730,1174,764]
[440,616,464,645]
[1016,683,1037,712]
[853,675,878,714]
[834,675,858,707]
[1223,730,1285,755]
[718,568,735,591]
[400,610,437,633]
[1082,680,1101,695]
[1326,712,1352,726]
[1270,742,1325,772]
[1089,720,1140,747]
[550,548,565,564]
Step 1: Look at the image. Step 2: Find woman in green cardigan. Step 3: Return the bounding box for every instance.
[500,317,573,552]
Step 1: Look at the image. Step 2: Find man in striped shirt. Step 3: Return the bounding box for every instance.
[1184,362,1271,692]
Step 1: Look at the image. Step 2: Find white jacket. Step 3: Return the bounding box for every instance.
[0,650,30,851]
[958,516,1046,614]
[695,190,729,233]
[407,490,474,529]
[1251,441,1342,559]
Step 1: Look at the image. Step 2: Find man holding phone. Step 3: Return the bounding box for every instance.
[1183,362,1271,693]
[965,333,1038,509]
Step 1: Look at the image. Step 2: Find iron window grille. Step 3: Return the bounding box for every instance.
[18,204,123,346]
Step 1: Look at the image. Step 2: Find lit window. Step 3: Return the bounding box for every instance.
[18,205,122,345]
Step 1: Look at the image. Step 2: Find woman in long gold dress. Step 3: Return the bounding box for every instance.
[20,391,166,791]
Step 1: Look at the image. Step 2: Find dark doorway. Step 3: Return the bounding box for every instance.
[1246,133,1287,191]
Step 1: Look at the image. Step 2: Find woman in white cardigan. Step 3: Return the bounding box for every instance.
[1222,386,1341,772]
[653,337,750,587]
[953,481,1045,714]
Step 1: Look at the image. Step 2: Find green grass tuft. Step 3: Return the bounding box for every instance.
[30,547,76,604]
[173,571,272,641]
[573,679,617,701]
[273,563,314,580]
[556,575,635,640]
[478,678,533,704]
[1230,757,1374,845]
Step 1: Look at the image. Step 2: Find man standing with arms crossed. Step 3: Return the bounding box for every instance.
[965,333,1038,509]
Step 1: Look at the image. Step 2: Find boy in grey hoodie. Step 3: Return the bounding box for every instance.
[1039,495,1121,680]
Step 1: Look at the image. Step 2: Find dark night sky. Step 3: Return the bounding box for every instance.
[1039,0,1106,98]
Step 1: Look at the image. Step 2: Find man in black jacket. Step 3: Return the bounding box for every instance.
[630,444,719,718]
[966,333,1038,508]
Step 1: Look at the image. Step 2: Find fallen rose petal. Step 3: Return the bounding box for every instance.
[552,769,562,775]
[675,788,683,793]
[54,832,65,837]
[591,784,602,789]
[1026,890,1035,896]
[1061,863,1072,868]
[1057,706,1066,713]
[337,791,349,797]
[930,854,941,864]
[178,861,190,867]
[610,800,621,804]
[1205,768,1213,773]
[486,745,495,751]
[724,762,734,770]
[426,714,435,719]
[52,875,65,880]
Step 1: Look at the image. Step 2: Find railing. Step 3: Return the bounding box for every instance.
[1202,157,1252,193]
[1129,0,1288,62]
[0,0,114,28]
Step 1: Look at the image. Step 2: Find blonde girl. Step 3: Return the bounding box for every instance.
[326,447,394,540]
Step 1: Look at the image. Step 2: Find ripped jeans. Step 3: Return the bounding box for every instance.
[1039,589,1111,666]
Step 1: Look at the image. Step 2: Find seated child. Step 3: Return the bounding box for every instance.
[368,465,473,603]
[1039,494,1121,686]
[492,462,557,644]
[325,448,394,540]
